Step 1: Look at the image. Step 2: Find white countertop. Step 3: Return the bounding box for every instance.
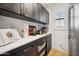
[0,33,51,54]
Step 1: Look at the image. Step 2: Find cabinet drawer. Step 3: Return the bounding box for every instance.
[38,41,46,52]
[39,49,46,56]
[23,46,38,56]
[23,47,32,53]
[10,47,24,56]
[34,37,46,46]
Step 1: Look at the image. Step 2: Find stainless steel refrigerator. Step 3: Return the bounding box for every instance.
[69,4,79,56]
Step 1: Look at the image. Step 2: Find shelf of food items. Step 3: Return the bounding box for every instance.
[28,25,48,36]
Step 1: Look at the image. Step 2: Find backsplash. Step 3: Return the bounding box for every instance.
[0,15,44,37]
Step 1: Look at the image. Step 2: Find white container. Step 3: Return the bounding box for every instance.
[23,25,29,38]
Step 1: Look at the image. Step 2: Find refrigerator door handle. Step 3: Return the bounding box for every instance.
[69,34,73,41]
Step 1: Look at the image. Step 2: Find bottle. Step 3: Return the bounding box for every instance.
[32,28,37,35]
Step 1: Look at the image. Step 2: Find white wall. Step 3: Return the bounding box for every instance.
[0,15,43,37]
[48,3,70,52]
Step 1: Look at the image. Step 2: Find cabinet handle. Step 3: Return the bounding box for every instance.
[24,47,31,52]
[40,42,44,46]
[40,41,46,46]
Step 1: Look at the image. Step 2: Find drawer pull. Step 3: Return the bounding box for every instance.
[38,42,46,52]
[39,49,45,56]
[40,41,46,46]
[24,47,31,52]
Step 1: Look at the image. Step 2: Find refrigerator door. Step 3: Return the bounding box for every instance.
[69,5,77,56]
[69,4,79,56]
[74,4,79,55]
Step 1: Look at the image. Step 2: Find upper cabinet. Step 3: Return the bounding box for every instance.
[46,10,49,24]
[43,8,49,24]
[23,3,33,18]
[0,3,21,14]
[38,4,49,24]
[0,3,49,24]
[32,3,39,21]
[38,4,43,22]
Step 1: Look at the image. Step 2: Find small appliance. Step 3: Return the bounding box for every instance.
[0,29,21,46]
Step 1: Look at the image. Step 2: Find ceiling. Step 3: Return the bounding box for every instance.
[41,3,70,11]
[41,3,58,11]
[41,3,54,11]
[41,3,54,8]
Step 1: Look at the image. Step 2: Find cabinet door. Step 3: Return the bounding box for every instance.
[0,3,3,8]
[32,3,39,20]
[23,46,38,56]
[2,3,21,14]
[44,9,49,23]
[38,4,49,23]
[41,6,48,23]
[38,40,46,56]
[38,4,44,22]
[47,34,52,54]
[0,47,24,56]
[23,3,33,18]
[46,10,49,24]
[43,8,46,23]
[39,4,47,23]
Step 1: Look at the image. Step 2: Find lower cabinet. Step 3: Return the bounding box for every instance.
[0,34,52,56]
[23,46,38,56]
[46,34,52,54]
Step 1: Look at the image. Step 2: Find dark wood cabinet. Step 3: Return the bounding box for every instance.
[0,34,52,56]
[38,40,47,56]
[0,4,3,8]
[46,34,52,54]
[23,46,38,56]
